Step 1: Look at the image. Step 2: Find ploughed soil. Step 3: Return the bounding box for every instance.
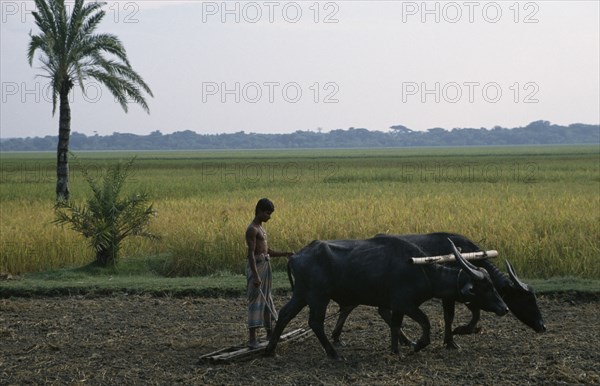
[1,293,599,385]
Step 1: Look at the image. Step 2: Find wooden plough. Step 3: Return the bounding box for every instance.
[198,327,311,363]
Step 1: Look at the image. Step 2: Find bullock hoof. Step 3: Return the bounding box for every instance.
[325,348,343,361]
[327,353,343,361]
[412,339,430,353]
[263,347,276,357]
[444,341,460,350]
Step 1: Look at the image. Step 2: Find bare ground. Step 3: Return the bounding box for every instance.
[1,293,599,385]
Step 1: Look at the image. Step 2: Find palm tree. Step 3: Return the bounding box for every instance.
[27,0,153,201]
[54,157,158,268]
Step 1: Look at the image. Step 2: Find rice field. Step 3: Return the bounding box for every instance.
[1,145,598,278]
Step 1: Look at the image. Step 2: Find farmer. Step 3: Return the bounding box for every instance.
[245,198,293,349]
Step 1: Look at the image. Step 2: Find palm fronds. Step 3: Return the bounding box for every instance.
[28,0,152,115]
[54,157,158,267]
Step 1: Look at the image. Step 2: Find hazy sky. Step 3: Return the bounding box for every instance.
[1,0,599,138]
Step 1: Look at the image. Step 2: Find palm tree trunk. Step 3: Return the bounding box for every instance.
[56,83,72,202]
[97,244,118,267]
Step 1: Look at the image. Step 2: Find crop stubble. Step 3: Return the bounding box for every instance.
[1,293,598,385]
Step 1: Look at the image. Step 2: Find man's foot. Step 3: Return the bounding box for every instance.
[248,341,261,350]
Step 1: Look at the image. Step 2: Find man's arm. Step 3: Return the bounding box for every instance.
[246,226,261,287]
[268,248,294,258]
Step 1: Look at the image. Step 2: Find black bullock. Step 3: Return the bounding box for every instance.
[331,232,546,349]
[264,236,508,359]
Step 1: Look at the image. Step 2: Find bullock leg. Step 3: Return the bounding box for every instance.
[403,307,431,352]
[332,306,411,349]
[390,311,416,353]
[331,304,356,345]
[390,311,403,354]
[264,296,306,357]
[377,307,392,326]
[308,300,340,359]
[442,298,459,349]
[376,307,412,350]
[453,305,482,335]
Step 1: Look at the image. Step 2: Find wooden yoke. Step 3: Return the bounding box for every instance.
[410,250,498,265]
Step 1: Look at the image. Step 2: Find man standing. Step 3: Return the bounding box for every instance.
[246,198,293,349]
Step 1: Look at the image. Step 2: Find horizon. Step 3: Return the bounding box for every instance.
[1,120,598,141]
[0,120,600,142]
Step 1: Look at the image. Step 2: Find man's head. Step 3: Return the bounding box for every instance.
[255,198,275,221]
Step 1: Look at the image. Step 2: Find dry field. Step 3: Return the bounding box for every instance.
[1,293,598,385]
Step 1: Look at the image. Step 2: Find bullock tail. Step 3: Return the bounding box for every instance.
[287,261,295,291]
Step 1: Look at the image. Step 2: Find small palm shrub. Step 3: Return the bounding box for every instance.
[54,157,157,267]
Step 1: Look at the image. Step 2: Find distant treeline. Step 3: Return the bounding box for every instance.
[1,121,598,151]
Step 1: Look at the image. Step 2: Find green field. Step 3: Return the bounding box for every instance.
[1,145,599,279]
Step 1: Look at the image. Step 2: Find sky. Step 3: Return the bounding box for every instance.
[1,0,599,138]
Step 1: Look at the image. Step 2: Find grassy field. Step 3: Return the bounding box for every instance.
[2,262,599,298]
[1,145,599,279]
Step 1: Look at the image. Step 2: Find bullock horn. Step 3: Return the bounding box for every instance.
[505,260,528,292]
[448,238,484,281]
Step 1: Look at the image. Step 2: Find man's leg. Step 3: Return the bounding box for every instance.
[249,327,260,349]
